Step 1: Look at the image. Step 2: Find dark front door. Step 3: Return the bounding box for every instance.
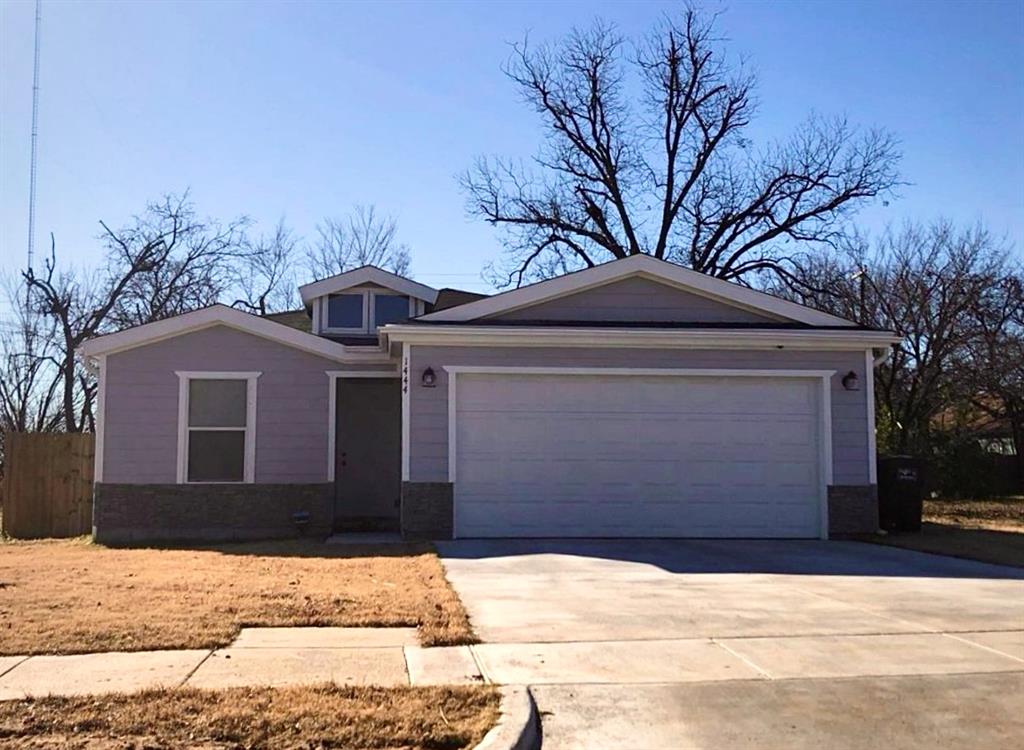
[334,378,401,531]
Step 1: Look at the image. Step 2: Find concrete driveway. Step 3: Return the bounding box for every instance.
[438,539,1024,749]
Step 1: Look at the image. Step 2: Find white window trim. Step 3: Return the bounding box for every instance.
[325,368,401,482]
[443,366,835,540]
[319,287,416,335]
[176,371,260,484]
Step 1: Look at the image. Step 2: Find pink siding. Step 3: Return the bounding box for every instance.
[102,325,346,483]
[489,277,779,323]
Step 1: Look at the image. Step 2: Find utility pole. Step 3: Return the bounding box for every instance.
[850,268,868,325]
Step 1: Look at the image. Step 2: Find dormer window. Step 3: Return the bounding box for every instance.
[374,293,412,326]
[299,266,438,337]
[320,288,411,334]
[327,293,365,329]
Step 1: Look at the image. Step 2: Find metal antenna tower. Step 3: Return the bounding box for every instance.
[26,0,42,284]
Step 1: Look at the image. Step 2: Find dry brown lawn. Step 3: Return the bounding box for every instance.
[870,496,1024,568]
[923,496,1024,530]
[0,538,476,656]
[0,684,500,749]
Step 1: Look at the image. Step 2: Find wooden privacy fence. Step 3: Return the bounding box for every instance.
[2,432,94,538]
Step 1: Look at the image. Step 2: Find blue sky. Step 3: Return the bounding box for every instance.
[1,0,1022,298]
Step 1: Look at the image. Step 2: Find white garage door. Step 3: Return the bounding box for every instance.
[453,372,826,538]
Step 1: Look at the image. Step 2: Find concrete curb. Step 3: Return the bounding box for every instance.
[473,685,541,750]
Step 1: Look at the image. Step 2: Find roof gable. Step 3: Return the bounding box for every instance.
[77,304,357,362]
[489,276,780,324]
[299,265,438,306]
[420,255,855,327]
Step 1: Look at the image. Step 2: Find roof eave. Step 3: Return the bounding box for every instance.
[76,304,390,364]
[382,323,901,351]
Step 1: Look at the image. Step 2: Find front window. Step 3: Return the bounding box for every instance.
[177,373,258,483]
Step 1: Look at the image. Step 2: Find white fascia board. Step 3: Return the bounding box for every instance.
[444,365,838,377]
[420,254,854,327]
[76,304,368,363]
[383,324,903,351]
[299,265,439,306]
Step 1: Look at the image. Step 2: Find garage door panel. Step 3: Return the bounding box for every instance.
[454,373,824,538]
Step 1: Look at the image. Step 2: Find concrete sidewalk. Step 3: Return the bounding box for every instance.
[1,626,1022,700]
[0,627,484,700]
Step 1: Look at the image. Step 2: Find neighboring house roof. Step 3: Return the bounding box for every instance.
[933,397,1015,438]
[262,309,312,333]
[77,304,374,363]
[298,265,439,306]
[418,254,856,327]
[429,288,490,313]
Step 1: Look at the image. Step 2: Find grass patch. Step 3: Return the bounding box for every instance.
[0,539,475,655]
[0,684,500,749]
[923,496,1024,530]
[869,496,1024,568]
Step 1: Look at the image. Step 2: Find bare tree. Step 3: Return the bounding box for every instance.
[776,221,1012,454]
[463,10,901,287]
[105,194,249,328]
[305,205,411,280]
[0,276,63,438]
[959,268,1024,483]
[23,195,248,432]
[231,219,301,315]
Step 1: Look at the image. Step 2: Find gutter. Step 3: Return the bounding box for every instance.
[382,324,903,351]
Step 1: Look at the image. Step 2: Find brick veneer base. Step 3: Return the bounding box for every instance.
[93,483,333,544]
[94,481,877,543]
[401,482,454,540]
[828,484,879,535]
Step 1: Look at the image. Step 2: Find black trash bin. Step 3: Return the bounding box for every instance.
[877,456,926,532]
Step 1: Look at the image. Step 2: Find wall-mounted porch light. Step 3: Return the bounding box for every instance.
[841,370,860,391]
[421,367,437,388]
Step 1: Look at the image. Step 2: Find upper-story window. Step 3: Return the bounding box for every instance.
[327,293,364,329]
[322,289,410,334]
[374,293,411,326]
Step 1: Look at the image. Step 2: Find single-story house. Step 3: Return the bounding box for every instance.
[78,254,901,543]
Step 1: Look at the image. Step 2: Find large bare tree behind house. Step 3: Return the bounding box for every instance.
[231,219,301,315]
[775,221,1016,456]
[22,195,248,432]
[0,276,64,468]
[305,205,412,280]
[960,268,1024,483]
[463,10,901,287]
